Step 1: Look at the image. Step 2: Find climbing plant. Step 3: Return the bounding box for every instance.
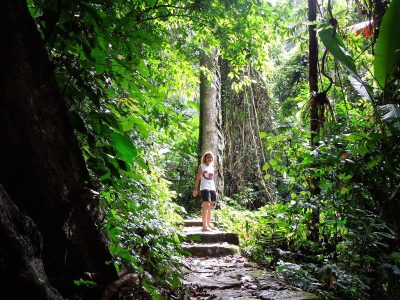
[217,0,400,299]
[4,0,398,298]
[25,0,279,297]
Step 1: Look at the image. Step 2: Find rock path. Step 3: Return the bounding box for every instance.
[181,219,319,300]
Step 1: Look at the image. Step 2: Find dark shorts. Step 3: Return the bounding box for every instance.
[201,189,217,202]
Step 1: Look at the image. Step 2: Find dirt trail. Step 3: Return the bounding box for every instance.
[182,220,319,299]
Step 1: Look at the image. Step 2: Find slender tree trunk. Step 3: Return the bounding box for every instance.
[220,58,232,195]
[199,48,224,197]
[0,0,117,298]
[309,0,319,147]
[308,0,320,241]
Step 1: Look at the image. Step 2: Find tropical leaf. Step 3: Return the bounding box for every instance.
[374,0,400,88]
[319,28,374,102]
[348,75,373,102]
[379,104,400,128]
[319,28,357,76]
[110,133,138,164]
[379,104,400,119]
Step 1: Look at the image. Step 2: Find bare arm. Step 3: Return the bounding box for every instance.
[193,166,202,196]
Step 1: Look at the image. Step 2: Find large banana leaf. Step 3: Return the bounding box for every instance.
[374,0,400,89]
[319,28,374,102]
[319,28,358,76]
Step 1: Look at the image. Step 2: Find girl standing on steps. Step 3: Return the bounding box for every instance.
[193,151,217,231]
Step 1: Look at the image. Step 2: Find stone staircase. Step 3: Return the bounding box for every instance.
[182,219,239,257]
[182,219,320,299]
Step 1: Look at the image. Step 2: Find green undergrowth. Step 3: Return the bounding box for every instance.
[214,196,400,300]
[101,165,187,299]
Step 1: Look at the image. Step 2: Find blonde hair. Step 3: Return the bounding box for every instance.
[201,151,215,165]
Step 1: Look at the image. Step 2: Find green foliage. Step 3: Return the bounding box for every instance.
[73,279,97,288]
[103,166,186,296]
[276,261,370,299]
[27,0,278,297]
[218,196,399,299]
[319,0,400,104]
[318,28,375,103]
[374,0,400,89]
[272,50,308,105]
[25,0,400,298]
[319,28,358,75]
[215,2,400,299]
[230,187,266,210]
[27,0,200,297]
[159,117,199,214]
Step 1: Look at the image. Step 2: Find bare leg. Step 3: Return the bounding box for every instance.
[206,204,212,227]
[202,202,211,230]
[208,203,218,229]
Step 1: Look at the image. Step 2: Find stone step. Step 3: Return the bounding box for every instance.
[183,219,204,227]
[182,242,239,257]
[184,227,239,245]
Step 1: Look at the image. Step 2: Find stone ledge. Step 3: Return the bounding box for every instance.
[183,219,204,227]
[185,230,240,245]
[182,242,239,257]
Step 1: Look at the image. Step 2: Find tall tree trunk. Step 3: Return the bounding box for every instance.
[199,48,224,197]
[308,0,320,241]
[309,0,319,147]
[0,0,117,298]
[0,184,63,299]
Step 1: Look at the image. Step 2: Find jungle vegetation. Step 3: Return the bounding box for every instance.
[0,0,399,299]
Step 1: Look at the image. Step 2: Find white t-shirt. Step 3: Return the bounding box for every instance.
[199,163,216,191]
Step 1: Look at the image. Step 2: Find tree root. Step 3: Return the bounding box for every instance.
[101,272,140,300]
